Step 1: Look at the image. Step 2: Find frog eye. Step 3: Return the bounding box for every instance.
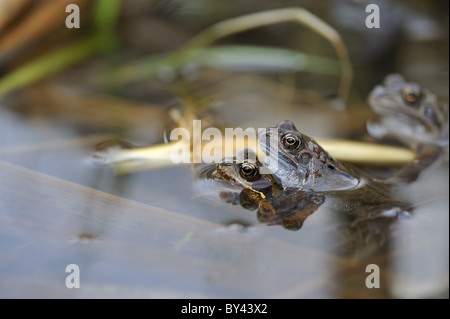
[239,163,259,181]
[281,133,302,150]
[402,85,422,105]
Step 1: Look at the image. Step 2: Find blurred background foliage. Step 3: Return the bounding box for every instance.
[0,0,448,136]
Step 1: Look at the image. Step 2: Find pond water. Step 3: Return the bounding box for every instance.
[0,94,447,298]
[0,0,448,299]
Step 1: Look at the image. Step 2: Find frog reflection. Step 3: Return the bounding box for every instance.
[367,73,449,183]
[214,157,324,231]
[213,153,406,233]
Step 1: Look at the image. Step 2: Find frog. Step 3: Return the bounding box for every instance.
[257,120,410,223]
[367,73,449,183]
[258,120,360,191]
[258,75,448,187]
[213,154,325,231]
[212,151,406,235]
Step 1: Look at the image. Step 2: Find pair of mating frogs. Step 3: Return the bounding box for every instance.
[207,74,448,231]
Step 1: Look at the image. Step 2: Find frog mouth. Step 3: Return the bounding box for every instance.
[310,164,359,191]
[197,163,244,192]
[197,163,219,180]
[214,163,237,183]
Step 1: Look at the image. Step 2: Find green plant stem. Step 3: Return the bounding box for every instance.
[172,7,352,102]
[0,34,115,97]
[112,45,341,84]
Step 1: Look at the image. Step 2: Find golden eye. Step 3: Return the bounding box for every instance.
[239,163,259,181]
[402,86,422,104]
[282,133,302,150]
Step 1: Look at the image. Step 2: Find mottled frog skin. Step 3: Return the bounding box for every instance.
[258,121,359,191]
[368,73,449,183]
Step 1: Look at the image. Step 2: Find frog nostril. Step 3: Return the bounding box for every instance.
[327,164,335,170]
[298,153,312,165]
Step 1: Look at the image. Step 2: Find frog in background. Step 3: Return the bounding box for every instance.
[367,73,448,183]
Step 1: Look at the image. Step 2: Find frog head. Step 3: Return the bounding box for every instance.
[258,121,359,191]
[368,73,448,146]
[215,151,283,200]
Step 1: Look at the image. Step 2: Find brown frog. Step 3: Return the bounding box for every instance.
[213,156,325,231]
[258,121,359,191]
[257,121,410,223]
[367,73,449,183]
